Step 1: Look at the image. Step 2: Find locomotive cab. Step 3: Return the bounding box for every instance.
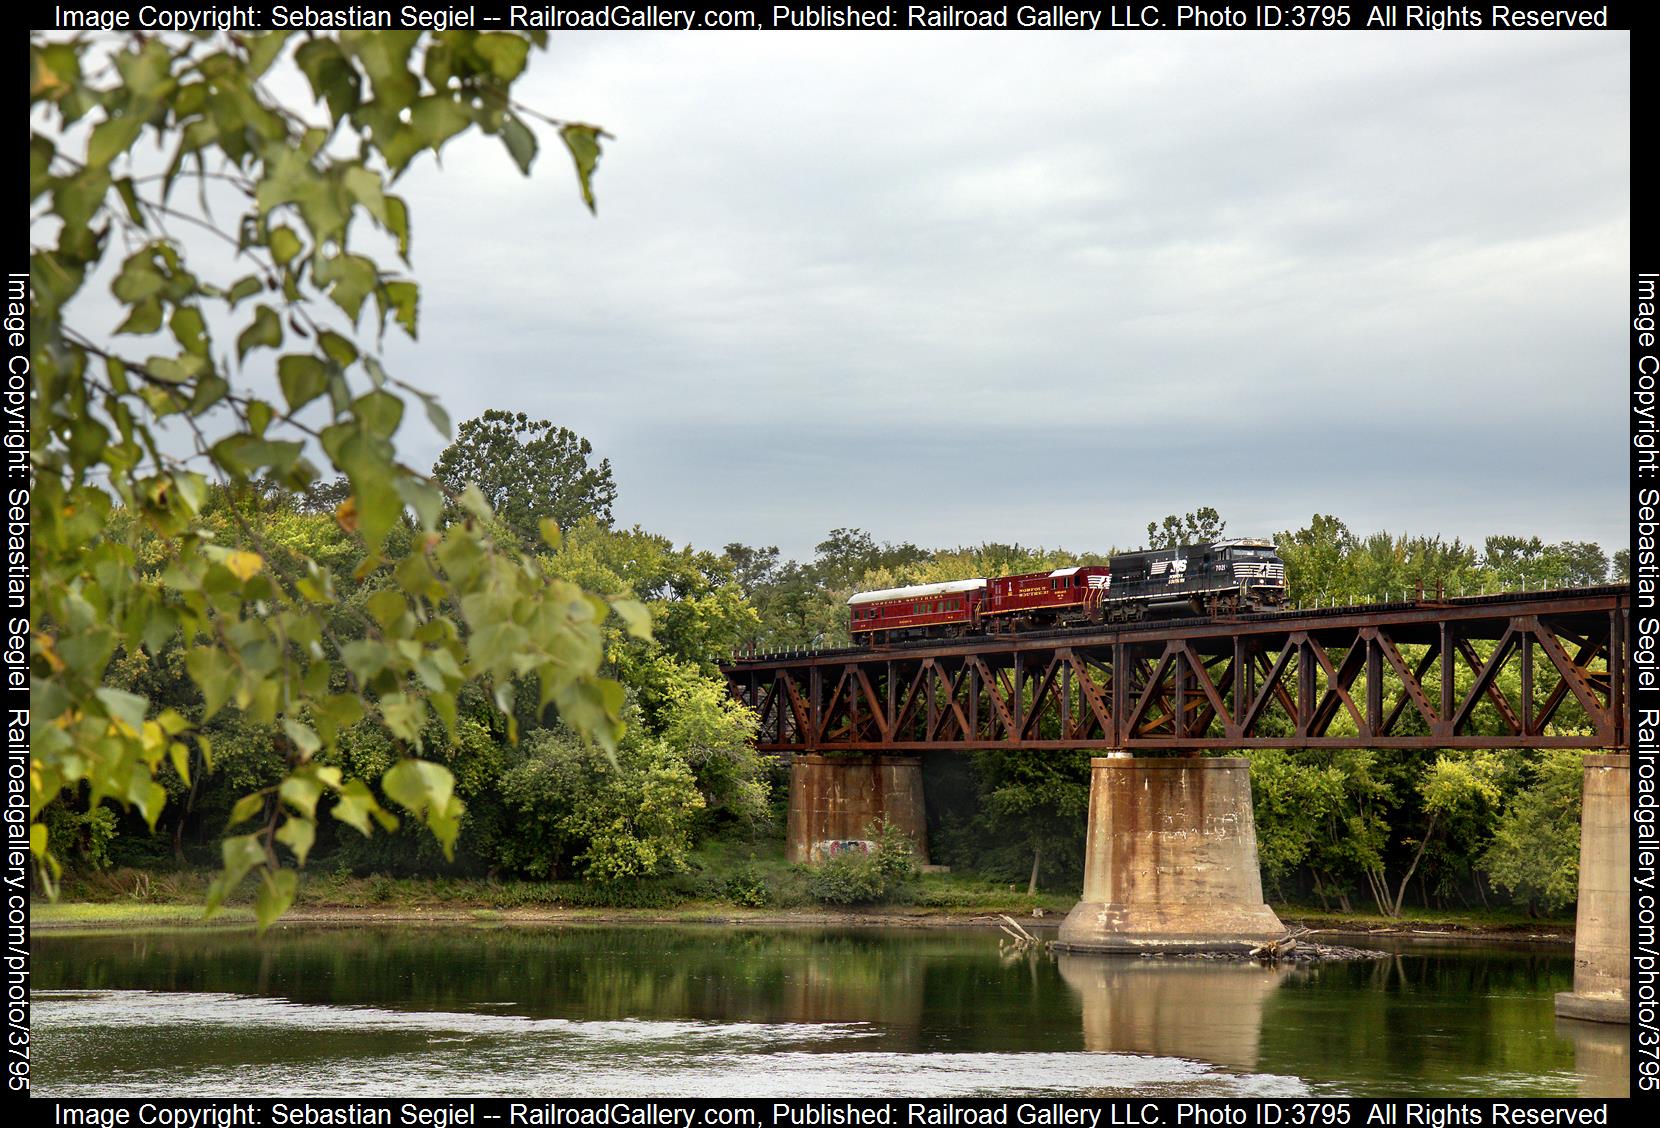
[1214,538,1287,609]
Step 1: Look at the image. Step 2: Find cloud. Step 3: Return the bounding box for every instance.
[279,32,1635,560]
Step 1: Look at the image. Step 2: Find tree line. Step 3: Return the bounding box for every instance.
[48,421,1611,918]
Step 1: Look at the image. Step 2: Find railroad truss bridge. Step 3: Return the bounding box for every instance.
[721,586,1630,754]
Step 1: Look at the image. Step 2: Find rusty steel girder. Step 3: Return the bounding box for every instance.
[721,587,1630,753]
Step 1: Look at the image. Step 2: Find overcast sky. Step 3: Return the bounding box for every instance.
[290,32,1632,561]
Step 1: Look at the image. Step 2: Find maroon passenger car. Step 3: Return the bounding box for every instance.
[847,578,986,644]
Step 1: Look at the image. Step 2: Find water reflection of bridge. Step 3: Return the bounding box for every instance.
[1055,952,1296,1072]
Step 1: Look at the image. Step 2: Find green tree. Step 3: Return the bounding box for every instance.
[431,410,617,546]
[1483,748,1583,913]
[1274,514,1357,606]
[497,722,704,883]
[811,528,928,591]
[972,749,1091,894]
[1479,536,1607,591]
[1146,506,1226,549]
[1378,750,1505,918]
[29,29,639,925]
[722,543,781,597]
[1245,749,1348,900]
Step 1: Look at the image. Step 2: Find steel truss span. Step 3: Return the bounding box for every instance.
[722,587,1630,753]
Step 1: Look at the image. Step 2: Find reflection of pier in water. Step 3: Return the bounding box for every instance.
[1056,951,1298,1072]
[1554,1017,1629,1098]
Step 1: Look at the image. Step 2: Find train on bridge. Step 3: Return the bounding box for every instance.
[848,538,1288,646]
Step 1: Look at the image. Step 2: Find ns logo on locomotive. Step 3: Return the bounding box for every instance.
[848,539,1287,646]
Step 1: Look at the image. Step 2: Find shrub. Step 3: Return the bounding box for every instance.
[723,858,771,907]
[807,850,886,905]
[496,725,704,883]
[807,819,918,906]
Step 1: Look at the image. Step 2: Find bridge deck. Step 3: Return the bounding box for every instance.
[721,586,1628,753]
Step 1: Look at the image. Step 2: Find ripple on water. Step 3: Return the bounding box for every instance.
[32,990,1308,1098]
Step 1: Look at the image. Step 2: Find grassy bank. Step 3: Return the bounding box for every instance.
[32,837,1572,937]
[1278,903,1574,938]
[36,836,1077,929]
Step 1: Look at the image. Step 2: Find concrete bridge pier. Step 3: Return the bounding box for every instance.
[1056,755,1285,954]
[785,753,929,864]
[1555,753,1630,1024]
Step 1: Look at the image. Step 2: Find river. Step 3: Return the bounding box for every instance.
[31,923,1627,1097]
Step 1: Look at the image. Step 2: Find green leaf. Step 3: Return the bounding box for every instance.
[332,779,396,837]
[380,693,426,744]
[211,434,303,479]
[352,389,404,440]
[131,776,168,832]
[228,792,266,828]
[269,225,303,264]
[343,164,390,228]
[87,112,145,170]
[501,115,537,174]
[254,869,299,932]
[318,330,357,366]
[237,305,283,361]
[420,394,451,439]
[474,33,531,82]
[553,678,627,752]
[364,589,407,630]
[278,354,329,412]
[559,124,606,214]
[275,815,316,865]
[169,306,209,357]
[340,639,390,684]
[610,598,653,640]
[394,476,443,532]
[408,95,472,159]
[381,280,418,337]
[469,621,529,675]
[313,693,366,746]
[207,833,267,917]
[112,253,165,304]
[168,741,191,787]
[385,196,411,262]
[116,299,163,336]
[538,517,562,549]
[315,252,377,323]
[94,687,148,734]
[456,484,493,523]
[246,399,273,438]
[280,773,323,821]
[226,274,264,304]
[246,31,294,78]
[174,472,208,515]
[281,719,322,761]
[382,760,462,858]
[382,758,453,814]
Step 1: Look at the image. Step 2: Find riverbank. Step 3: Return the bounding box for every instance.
[30,897,1574,944]
[32,860,1574,940]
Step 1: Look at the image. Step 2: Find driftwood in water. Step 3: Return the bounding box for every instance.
[1250,927,1312,961]
[996,913,1041,959]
